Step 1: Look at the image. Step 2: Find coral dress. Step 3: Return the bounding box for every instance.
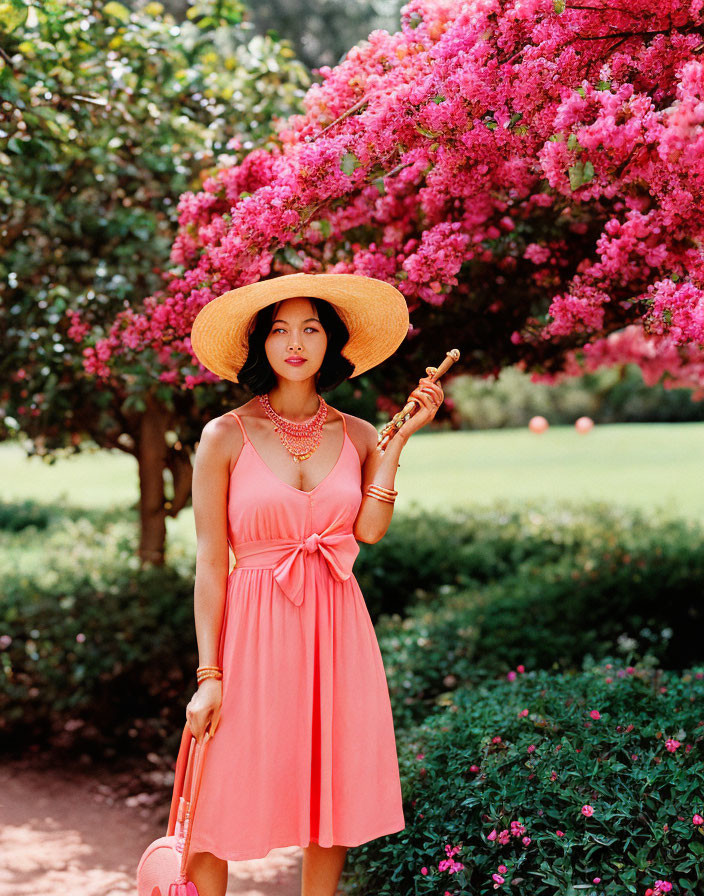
[187,409,406,861]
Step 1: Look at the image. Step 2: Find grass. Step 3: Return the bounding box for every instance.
[2,421,702,556]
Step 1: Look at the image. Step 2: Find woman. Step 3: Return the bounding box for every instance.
[184,272,444,896]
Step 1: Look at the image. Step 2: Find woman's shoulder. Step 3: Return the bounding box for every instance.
[338,409,378,462]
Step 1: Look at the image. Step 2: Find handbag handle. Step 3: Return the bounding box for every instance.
[165,720,212,881]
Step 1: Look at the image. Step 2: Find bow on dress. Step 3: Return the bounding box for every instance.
[233,526,360,606]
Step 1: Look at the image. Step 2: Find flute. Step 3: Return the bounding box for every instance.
[377,349,461,450]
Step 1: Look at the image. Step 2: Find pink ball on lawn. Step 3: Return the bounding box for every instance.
[575,416,594,433]
[529,415,548,433]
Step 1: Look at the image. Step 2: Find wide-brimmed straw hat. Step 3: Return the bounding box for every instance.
[190,272,410,383]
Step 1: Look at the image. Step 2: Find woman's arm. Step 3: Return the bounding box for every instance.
[191,418,232,667]
[353,375,444,544]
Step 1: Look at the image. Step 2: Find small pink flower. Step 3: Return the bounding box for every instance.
[519,708,529,717]
[605,677,613,683]
[76,633,86,643]
[416,752,425,760]
[498,864,507,873]
[498,829,510,844]
[492,873,504,885]
[593,877,601,884]
[470,764,480,772]
[581,804,594,817]
[487,829,497,841]
[550,771,558,781]
[655,881,673,893]
[527,744,536,753]
[589,709,601,720]
[517,664,525,673]
[556,830,564,837]
[693,814,704,825]
[492,736,502,744]
[421,867,428,875]
[522,836,531,846]
[665,738,681,752]
[507,670,517,681]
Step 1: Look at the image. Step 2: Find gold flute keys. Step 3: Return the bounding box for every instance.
[377,349,460,451]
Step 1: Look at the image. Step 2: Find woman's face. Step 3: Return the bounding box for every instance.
[263,297,328,383]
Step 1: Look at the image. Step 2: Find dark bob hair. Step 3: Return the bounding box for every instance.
[236,297,355,394]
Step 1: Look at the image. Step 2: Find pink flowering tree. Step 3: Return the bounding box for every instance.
[82,0,704,396]
[10,0,704,562]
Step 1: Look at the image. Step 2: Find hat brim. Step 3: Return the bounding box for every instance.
[190,272,410,383]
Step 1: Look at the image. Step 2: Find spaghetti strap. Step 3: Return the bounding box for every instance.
[227,410,250,444]
[339,410,347,437]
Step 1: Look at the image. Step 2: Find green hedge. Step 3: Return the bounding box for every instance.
[342,661,704,896]
[2,499,703,759]
[376,508,704,729]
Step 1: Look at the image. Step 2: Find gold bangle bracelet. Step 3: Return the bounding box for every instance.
[197,672,222,684]
[367,483,397,494]
[365,489,396,504]
[367,484,397,495]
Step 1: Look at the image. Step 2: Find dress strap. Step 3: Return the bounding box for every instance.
[227,410,250,444]
[338,410,347,437]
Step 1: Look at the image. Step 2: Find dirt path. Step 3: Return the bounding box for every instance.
[0,756,303,896]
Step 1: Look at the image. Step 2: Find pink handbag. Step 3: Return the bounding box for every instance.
[136,720,213,896]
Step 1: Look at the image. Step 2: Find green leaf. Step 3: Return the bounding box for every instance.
[282,244,304,269]
[553,0,566,11]
[103,2,131,22]
[0,1,28,33]
[340,151,362,176]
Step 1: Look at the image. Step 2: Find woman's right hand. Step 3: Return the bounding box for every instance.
[186,678,222,743]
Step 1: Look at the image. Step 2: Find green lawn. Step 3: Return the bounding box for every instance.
[3,421,701,552]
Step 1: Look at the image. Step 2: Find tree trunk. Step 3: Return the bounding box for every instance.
[137,394,171,566]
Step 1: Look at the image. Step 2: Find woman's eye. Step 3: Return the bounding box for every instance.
[272,327,318,334]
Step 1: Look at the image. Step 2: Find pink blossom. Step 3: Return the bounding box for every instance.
[589,709,601,720]
[74,0,704,404]
[693,814,704,825]
[581,804,594,817]
[665,738,681,752]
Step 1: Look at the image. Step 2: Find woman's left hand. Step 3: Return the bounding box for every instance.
[396,370,445,441]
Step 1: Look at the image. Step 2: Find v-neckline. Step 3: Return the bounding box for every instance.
[235,418,350,496]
